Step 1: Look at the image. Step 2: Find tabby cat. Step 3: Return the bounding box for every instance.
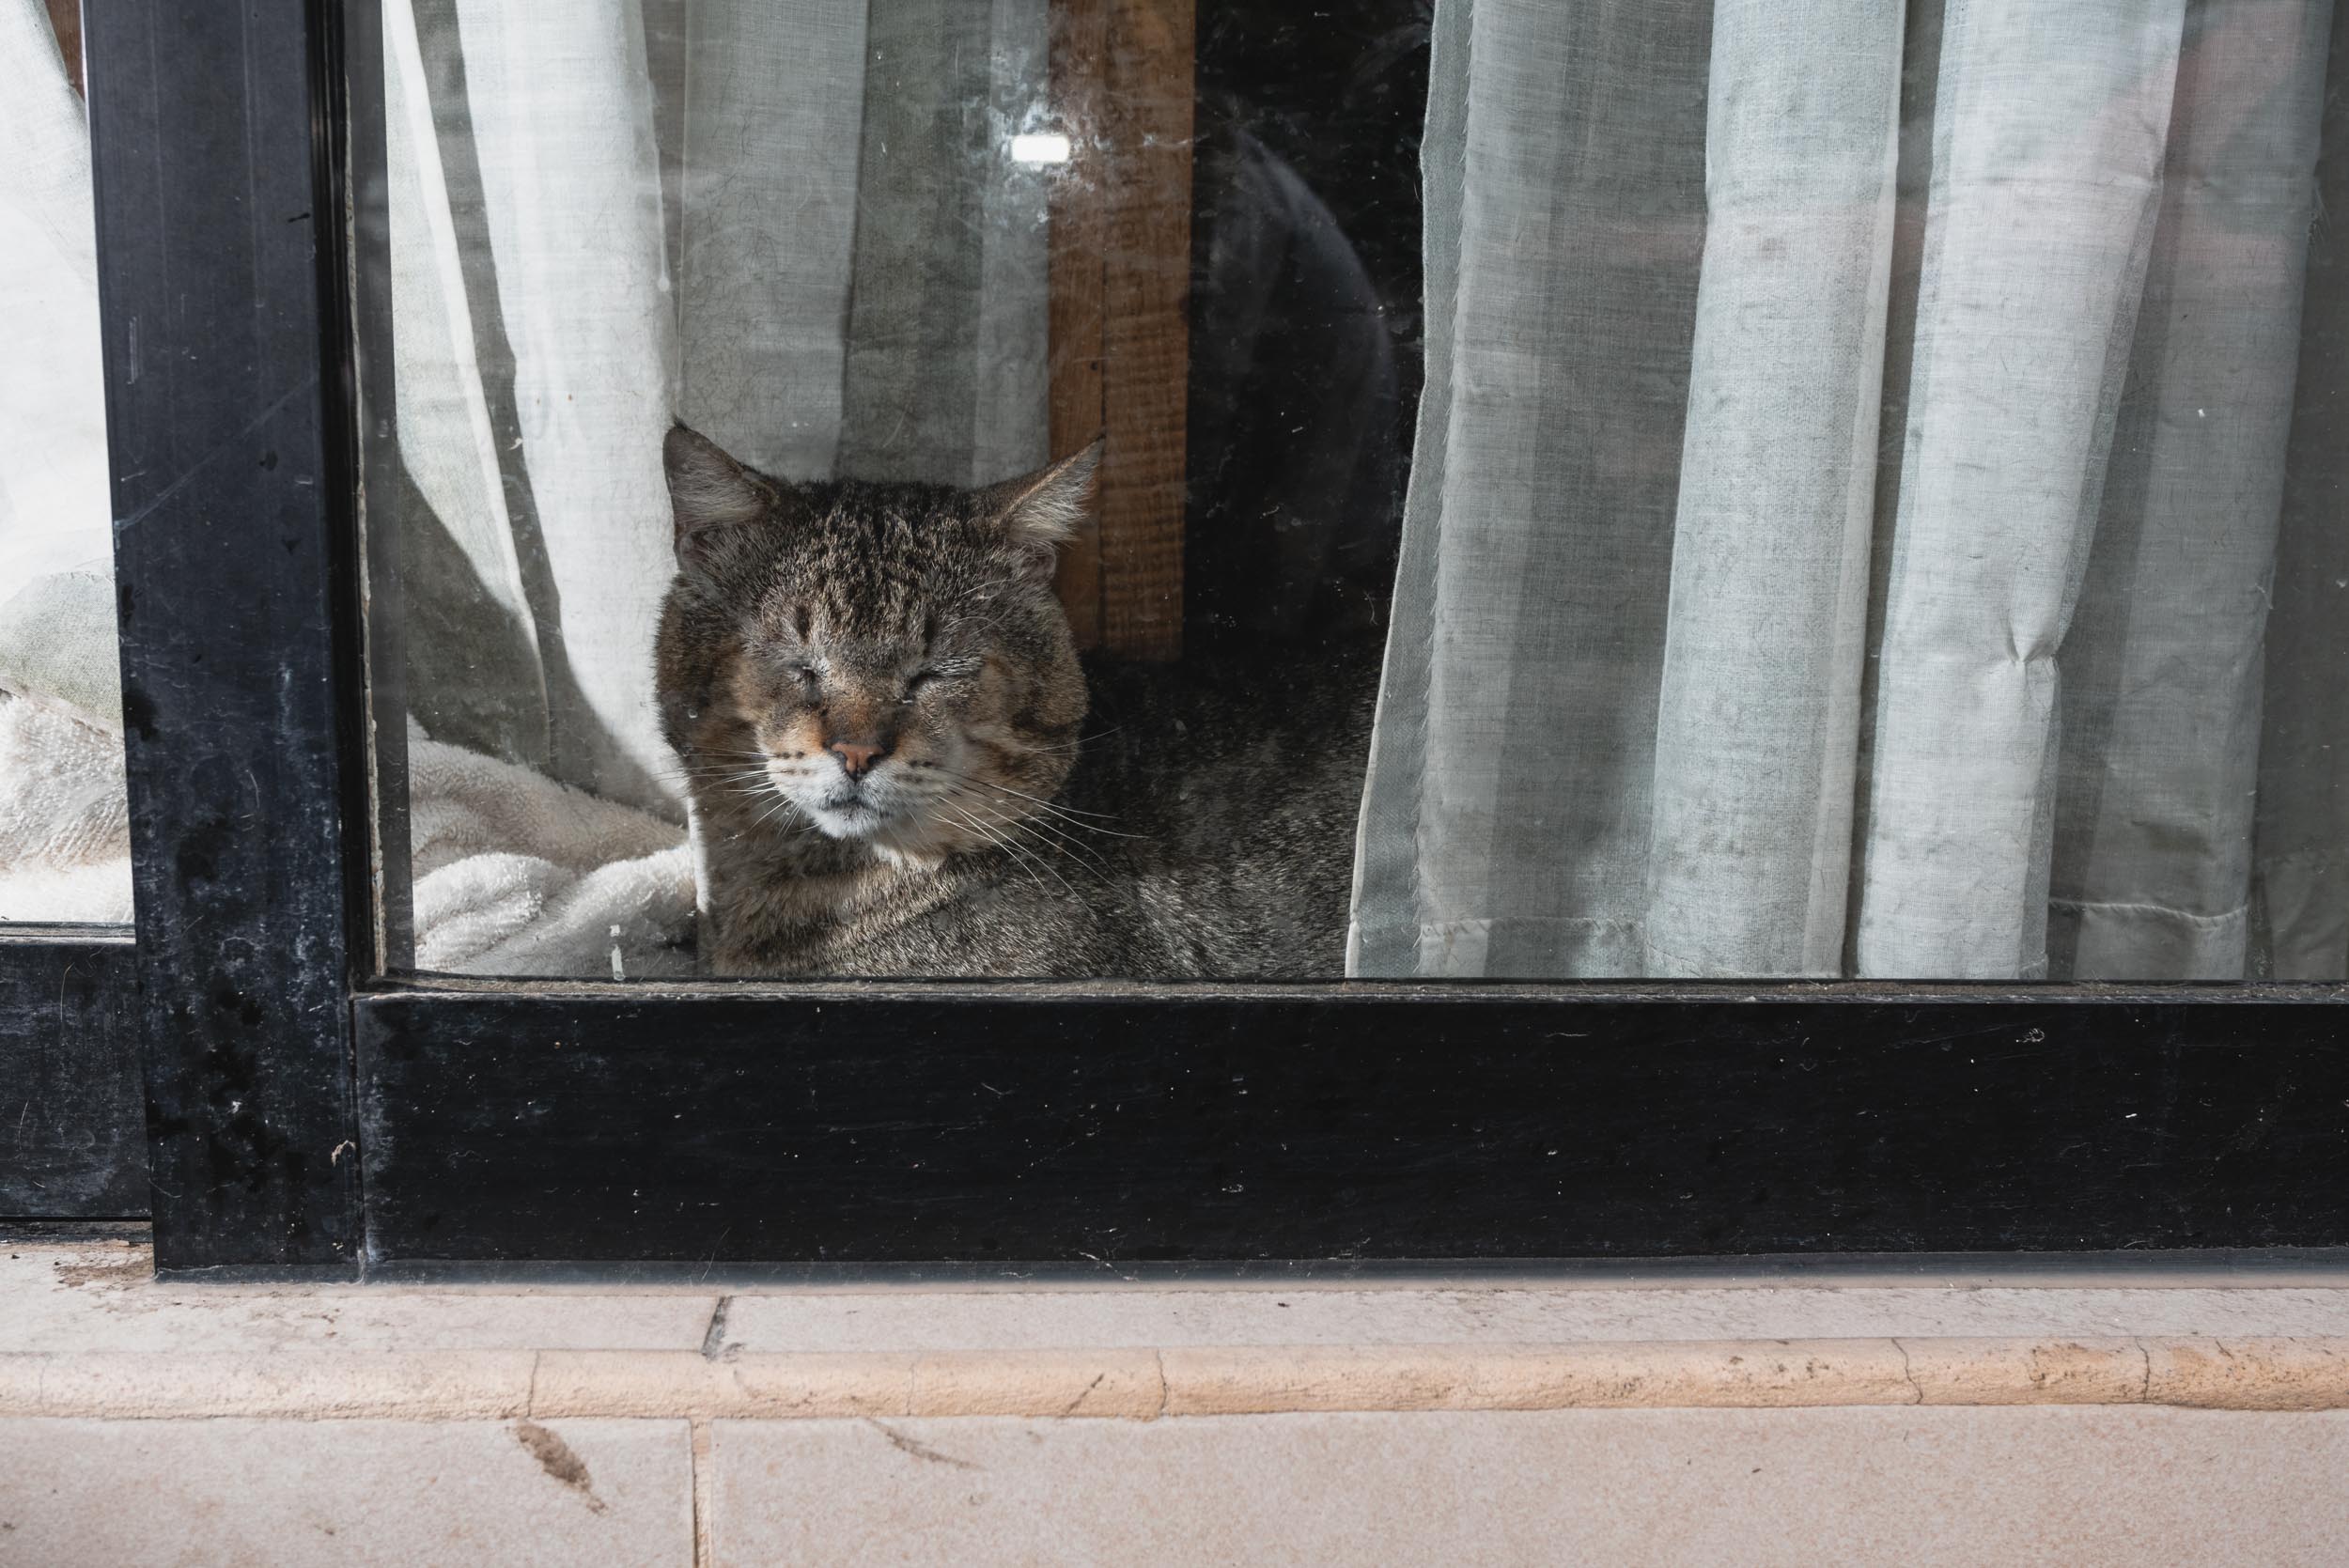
[654,425,1376,978]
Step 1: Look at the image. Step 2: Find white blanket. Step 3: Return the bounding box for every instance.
[405,720,695,975]
[0,689,130,924]
[0,691,697,977]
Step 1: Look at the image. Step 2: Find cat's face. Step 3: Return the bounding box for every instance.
[656,427,1093,862]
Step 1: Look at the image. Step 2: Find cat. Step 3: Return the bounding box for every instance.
[654,425,1377,979]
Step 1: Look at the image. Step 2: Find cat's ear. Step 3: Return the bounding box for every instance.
[664,424,777,571]
[979,440,1100,583]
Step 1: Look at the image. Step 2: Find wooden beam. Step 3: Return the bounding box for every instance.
[1097,0,1192,660]
[44,0,82,96]
[1047,0,1108,648]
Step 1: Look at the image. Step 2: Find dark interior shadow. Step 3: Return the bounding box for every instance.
[390,452,547,767]
[1185,6,1430,655]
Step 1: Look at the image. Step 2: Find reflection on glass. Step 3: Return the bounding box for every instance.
[367,0,2349,986]
[370,0,1418,979]
[0,0,129,927]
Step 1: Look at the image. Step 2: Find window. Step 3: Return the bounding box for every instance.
[7,0,2347,1273]
[362,0,1419,986]
[0,0,141,1220]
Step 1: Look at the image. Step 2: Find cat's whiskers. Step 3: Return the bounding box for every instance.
[744,784,822,839]
[920,760,1105,819]
[885,772,1063,866]
[944,804,1074,899]
[692,765,776,786]
[957,793,1112,879]
[934,767,1150,841]
[962,775,1121,820]
[664,763,771,789]
[1018,725,1122,758]
[976,785,1143,838]
[939,803,1026,874]
[679,761,793,806]
[677,755,785,779]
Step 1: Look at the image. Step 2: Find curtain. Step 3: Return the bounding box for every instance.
[387,0,1050,816]
[0,0,110,648]
[2258,5,2349,977]
[1351,0,2340,981]
[0,0,131,926]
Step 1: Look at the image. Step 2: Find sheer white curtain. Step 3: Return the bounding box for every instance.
[386,0,1050,815]
[0,0,127,925]
[0,0,111,684]
[1350,0,2339,981]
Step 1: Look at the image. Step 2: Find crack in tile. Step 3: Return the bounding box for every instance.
[700,1296,733,1362]
[867,1419,981,1471]
[1891,1338,1922,1405]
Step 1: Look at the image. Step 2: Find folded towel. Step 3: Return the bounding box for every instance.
[405,722,694,976]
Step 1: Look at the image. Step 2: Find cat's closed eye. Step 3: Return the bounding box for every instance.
[903,659,979,702]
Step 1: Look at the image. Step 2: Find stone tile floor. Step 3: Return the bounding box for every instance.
[5,1229,2349,1565]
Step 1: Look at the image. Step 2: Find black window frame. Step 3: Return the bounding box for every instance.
[51,0,2349,1278]
[0,924,144,1220]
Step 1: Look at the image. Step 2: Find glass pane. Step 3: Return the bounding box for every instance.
[356,0,1418,979]
[0,0,129,930]
[356,0,2349,985]
[1350,0,2349,985]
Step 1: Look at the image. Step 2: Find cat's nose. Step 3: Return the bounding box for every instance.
[828,738,887,780]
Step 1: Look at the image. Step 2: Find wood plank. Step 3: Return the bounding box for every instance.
[1047,0,1108,648]
[43,0,81,97]
[1098,0,1192,660]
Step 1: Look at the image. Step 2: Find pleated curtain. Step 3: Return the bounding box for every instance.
[1350,0,2341,981]
[385,0,1050,817]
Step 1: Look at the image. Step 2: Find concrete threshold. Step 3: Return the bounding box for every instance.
[3,1336,2346,1421]
[7,1231,2349,1421]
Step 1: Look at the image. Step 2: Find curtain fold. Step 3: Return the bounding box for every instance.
[1346,0,1473,978]
[655,0,870,480]
[837,0,1050,484]
[385,0,551,770]
[1354,0,2340,982]
[1853,0,2186,979]
[2049,0,2332,980]
[1349,0,1713,978]
[450,0,680,814]
[1644,0,1904,978]
[2252,2,2349,981]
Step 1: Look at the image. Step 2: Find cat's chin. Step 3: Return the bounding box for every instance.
[803,800,954,867]
[804,800,885,840]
